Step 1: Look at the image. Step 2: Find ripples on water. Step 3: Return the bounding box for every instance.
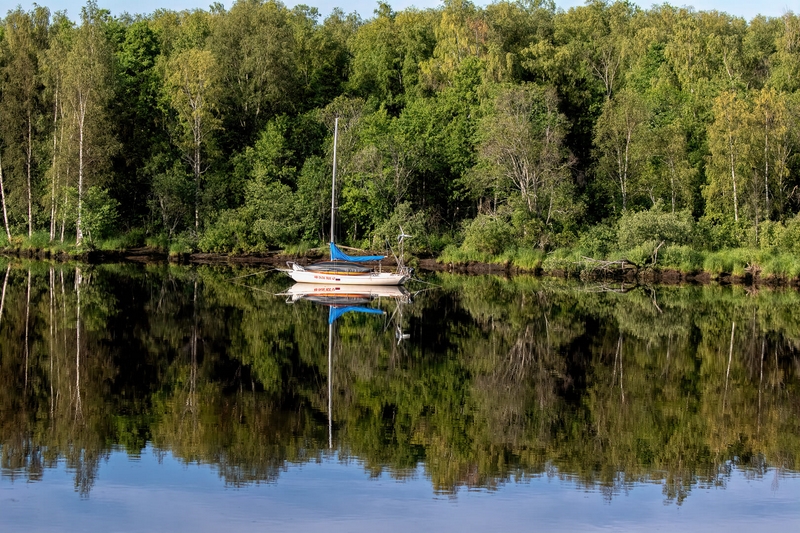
[0,262,799,531]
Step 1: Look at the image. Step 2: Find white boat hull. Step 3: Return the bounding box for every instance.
[283,266,409,286]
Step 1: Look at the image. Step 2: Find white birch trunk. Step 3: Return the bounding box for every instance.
[27,115,33,238]
[0,153,11,240]
[76,93,87,245]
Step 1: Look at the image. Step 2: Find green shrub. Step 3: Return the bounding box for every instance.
[510,210,546,248]
[82,186,120,247]
[461,214,514,255]
[25,231,52,250]
[146,233,170,251]
[97,229,146,251]
[169,233,196,255]
[578,222,616,259]
[779,214,800,254]
[372,202,428,254]
[198,209,249,253]
[283,242,321,256]
[758,220,785,250]
[695,214,748,250]
[617,203,695,250]
[426,232,457,254]
[611,239,660,266]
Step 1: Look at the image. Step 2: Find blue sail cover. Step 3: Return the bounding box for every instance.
[328,306,385,324]
[329,242,385,262]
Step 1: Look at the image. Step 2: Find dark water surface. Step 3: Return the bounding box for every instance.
[1,261,799,531]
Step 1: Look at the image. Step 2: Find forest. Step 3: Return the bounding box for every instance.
[1,0,800,272]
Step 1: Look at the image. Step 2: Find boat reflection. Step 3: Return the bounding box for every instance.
[283,283,410,308]
[282,283,412,448]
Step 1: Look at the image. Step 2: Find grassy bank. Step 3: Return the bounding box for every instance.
[438,244,800,282]
[0,230,197,259]
[3,229,800,286]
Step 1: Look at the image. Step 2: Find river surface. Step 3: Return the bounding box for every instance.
[0,261,799,532]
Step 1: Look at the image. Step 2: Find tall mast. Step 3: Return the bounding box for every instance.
[330,117,339,244]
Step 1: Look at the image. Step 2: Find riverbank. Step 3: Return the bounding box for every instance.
[3,242,800,288]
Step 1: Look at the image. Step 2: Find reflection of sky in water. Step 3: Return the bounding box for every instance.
[2,447,798,533]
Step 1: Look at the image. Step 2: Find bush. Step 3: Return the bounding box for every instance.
[511,210,546,248]
[461,214,515,255]
[82,186,120,247]
[426,232,457,254]
[578,222,616,259]
[695,214,748,250]
[758,220,785,250]
[198,209,249,253]
[97,229,147,251]
[372,202,429,254]
[780,214,800,254]
[169,233,196,255]
[146,233,170,251]
[617,203,695,250]
[26,231,52,250]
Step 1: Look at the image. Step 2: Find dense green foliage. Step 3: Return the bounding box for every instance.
[1,262,799,498]
[1,0,800,264]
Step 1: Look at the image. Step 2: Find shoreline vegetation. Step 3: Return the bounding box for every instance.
[2,1,800,287]
[3,232,800,287]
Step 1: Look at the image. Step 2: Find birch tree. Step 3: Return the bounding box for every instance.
[0,7,49,237]
[747,88,794,220]
[165,48,221,233]
[476,84,572,222]
[62,3,116,245]
[42,13,74,242]
[594,88,650,211]
[706,90,747,222]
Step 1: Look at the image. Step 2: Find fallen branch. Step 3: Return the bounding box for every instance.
[580,257,640,272]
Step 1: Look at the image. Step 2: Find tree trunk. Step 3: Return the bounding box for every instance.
[76,100,86,246]
[50,87,59,241]
[0,153,11,240]
[194,142,200,232]
[668,158,676,213]
[764,125,770,217]
[27,114,33,238]
[729,138,738,222]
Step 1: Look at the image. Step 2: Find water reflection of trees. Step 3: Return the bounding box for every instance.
[0,262,799,501]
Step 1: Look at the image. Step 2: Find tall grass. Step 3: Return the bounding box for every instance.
[283,242,323,256]
[756,251,800,278]
[438,244,493,265]
[438,245,545,271]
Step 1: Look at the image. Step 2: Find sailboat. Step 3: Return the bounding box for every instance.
[282,118,411,286]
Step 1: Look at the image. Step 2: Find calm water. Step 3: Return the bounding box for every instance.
[1,261,799,531]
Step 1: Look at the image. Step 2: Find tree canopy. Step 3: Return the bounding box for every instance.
[0,0,799,258]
